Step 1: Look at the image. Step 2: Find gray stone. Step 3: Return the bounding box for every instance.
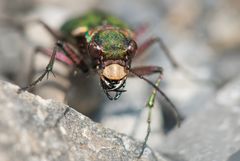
[0,80,171,161]
[1,1,240,161]
[159,75,240,161]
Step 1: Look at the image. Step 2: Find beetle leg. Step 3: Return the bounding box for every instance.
[128,66,163,77]
[135,37,179,68]
[36,20,63,40]
[129,66,181,158]
[136,37,210,84]
[18,43,59,92]
[25,46,73,91]
[35,46,74,65]
[19,41,88,92]
[129,66,181,126]
[55,41,89,73]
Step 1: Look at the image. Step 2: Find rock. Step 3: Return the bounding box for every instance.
[1,1,240,160]
[159,75,240,161]
[0,80,171,161]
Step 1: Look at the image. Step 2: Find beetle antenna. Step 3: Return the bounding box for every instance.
[129,70,181,127]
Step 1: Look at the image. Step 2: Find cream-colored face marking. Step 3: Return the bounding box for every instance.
[102,64,127,80]
[71,26,88,36]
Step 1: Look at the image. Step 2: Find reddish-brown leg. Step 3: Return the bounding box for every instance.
[136,37,179,68]
[129,65,181,126]
[19,41,88,92]
[129,66,179,116]
[128,66,163,77]
[35,46,74,66]
[56,41,89,73]
[129,66,181,158]
[33,21,89,70]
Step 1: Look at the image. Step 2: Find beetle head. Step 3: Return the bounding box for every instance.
[88,29,137,100]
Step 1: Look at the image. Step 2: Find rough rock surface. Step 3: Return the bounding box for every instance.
[159,75,240,161]
[0,80,170,161]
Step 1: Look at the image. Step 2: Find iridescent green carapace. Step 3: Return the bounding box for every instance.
[60,10,130,36]
[93,29,129,59]
[60,10,133,60]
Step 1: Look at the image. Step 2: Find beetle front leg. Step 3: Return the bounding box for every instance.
[139,75,162,158]
[136,37,179,68]
[25,46,75,91]
[19,41,88,92]
[18,45,59,92]
[130,66,181,127]
[129,66,181,158]
[129,66,163,158]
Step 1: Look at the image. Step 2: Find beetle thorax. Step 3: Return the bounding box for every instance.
[93,29,130,59]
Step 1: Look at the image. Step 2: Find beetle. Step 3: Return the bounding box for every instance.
[19,10,181,158]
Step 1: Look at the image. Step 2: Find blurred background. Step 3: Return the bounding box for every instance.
[0,0,240,160]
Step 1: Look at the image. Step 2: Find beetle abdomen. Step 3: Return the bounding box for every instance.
[60,10,130,36]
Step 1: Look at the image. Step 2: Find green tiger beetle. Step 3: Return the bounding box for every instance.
[19,10,181,158]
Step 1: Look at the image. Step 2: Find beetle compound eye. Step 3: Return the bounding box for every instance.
[127,40,137,56]
[88,42,102,58]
